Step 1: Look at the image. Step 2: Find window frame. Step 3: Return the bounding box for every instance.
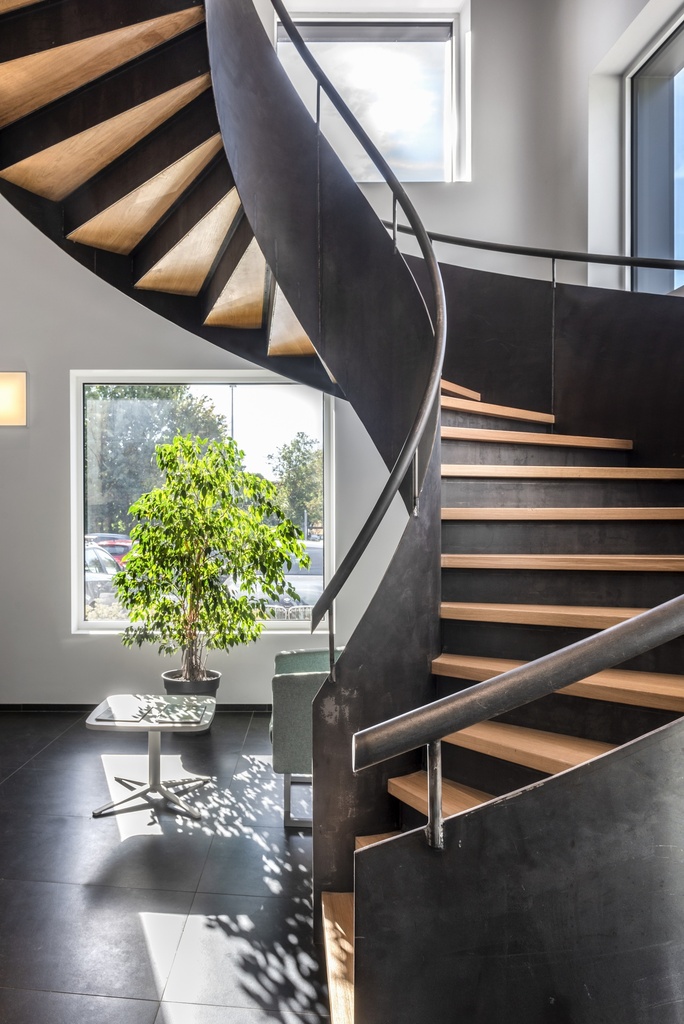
[70,368,334,635]
[627,7,684,293]
[277,9,470,183]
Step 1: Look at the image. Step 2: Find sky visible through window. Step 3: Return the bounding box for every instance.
[278,32,452,182]
[190,383,322,476]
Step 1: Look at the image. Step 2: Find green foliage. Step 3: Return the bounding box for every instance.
[84,384,227,535]
[268,431,323,533]
[114,434,309,681]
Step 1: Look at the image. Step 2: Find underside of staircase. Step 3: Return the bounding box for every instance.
[0,0,338,392]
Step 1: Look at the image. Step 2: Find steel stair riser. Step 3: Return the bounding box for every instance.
[441,567,684,608]
[440,409,553,432]
[440,618,684,676]
[441,519,684,555]
[440,439,628,467]
[441,477,684,507]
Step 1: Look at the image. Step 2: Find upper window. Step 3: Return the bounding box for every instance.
[632,20,684,293]
[73,373,328,632]
[277,19,458,182]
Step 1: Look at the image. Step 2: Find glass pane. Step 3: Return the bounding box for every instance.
[632,22,684,293]
[278,28,452,182]
[82,382,324,624]
[675,68,684,289]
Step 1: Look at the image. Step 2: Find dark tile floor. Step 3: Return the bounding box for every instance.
[0,711,327,1024]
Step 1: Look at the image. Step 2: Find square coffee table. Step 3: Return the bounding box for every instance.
[86,693,216,820]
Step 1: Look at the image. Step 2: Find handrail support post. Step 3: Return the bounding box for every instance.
[426,739,444,850]
[412,451,420,516]
[328,602,336,682]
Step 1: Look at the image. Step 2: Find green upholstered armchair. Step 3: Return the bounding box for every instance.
[270,647,342,828]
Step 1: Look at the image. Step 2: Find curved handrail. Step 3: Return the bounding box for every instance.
[269,0,447,632]
[353,593,684,772]
[385,220,684,272]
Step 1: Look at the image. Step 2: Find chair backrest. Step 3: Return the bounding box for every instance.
[274,647,342,676]
[270,647,344,776]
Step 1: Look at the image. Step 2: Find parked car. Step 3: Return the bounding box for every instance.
[84,532,132,565]
[84,543,120,608]
[223,542,324,616]
[276,541,324,608]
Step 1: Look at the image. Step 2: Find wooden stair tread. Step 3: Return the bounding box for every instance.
[0,0,45,13]
[442,507,684,520]
[442,554,684,571]
[444,720,614,774]
[0,9,205,129]
[442,464,684,479]
[321,892,354,1024]
[388,770,493,817]
[204,237,267,328]
[355,831,402,850]
[441,378,481,401]
[268,284,317,356]
[441,395,554,424]
[0,75,212,202]
[135,188,241,296]
[441,426,632,450]
[67,134,223,254]
[441,601,647,628]
[433,653,684,712]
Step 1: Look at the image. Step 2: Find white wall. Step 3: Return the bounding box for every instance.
[360,0,655,277]
[0,195,405,706]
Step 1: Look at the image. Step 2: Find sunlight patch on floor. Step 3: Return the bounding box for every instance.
[100,753,207,839]
[139,911,189,997]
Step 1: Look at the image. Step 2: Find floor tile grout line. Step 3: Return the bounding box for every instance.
[157,710,255,1006]
[0,710,327,1021]
[0,712,89,785]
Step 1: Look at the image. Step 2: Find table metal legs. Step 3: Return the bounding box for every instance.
[92,730,210,819]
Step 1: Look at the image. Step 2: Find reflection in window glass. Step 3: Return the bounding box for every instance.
[632,21,684,292]
[278,22,453,182]
[82,382,324,624]
[675,68,684,289]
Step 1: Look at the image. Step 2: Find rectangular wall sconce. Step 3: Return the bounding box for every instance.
[0,371,27,426]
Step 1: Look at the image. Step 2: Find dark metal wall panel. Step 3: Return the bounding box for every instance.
[554,284,684,466]
[408,255,554,412]
[312,424,442,899]
[411,258,684,471]
[354,716,684,1024]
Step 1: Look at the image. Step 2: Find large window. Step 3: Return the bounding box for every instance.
[73,373,328,631]
[277,18,459,182]
[632,19,684,292]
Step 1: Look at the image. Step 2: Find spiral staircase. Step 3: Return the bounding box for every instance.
[3,3,684,1023]
[0,0,338,391]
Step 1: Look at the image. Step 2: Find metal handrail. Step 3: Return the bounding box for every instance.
[353,593,684,773]
[384,220,684,273]
[269,0,447,633]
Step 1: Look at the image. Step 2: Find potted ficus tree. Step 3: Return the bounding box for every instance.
[113,433,309,696]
